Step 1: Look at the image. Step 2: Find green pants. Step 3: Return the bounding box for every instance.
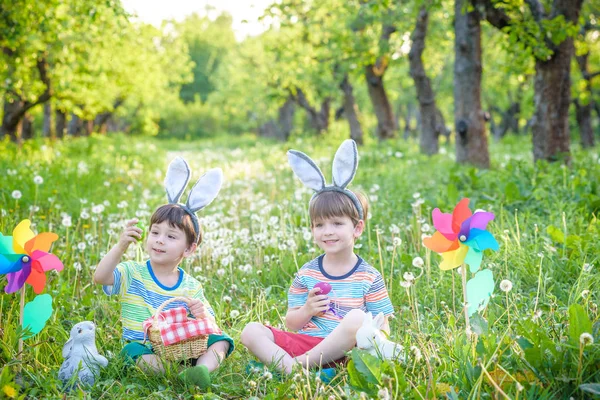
[121,333,235,363]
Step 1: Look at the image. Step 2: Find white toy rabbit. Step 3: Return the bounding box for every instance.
[355,312,406,362]
[58,321,108,388]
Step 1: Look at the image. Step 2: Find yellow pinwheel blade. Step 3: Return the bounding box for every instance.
[12,220,34,255]
[439,244,468,270]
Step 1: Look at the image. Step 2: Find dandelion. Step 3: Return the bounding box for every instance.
[499,279,513,292]
[580,333,594,346]
[377,388,390,400]
[33,175,43,184]
[403,272,415,282]
[393,237,402,247]
[386,245,394,252]
[421,223,431,233]
[263,371,273,380]
[583,263,592,273]
[410,345,423,361]
[80,210,90,219]
[223,296,232,303]
[412,256,424,268]
[400,280,412,288]
[581,290,590,299]
[77,242,86,251]
[230,284,238,292]
[12,190,22,199]
[73,262,82,271]
[230,310,240,319]
[104,181,110,187]
[248,380,257,388]
[532,309,542,321]
[92,204,104,214]
[216,268,225,277]
[2,385,17,398]
[412,192,421,199]
[62,216,72,228]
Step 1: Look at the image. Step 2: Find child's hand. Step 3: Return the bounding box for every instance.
[188,299,208,319]
[118,218,142,250]
[303,287,330,317]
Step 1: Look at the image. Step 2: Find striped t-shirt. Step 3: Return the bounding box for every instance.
[103,260,214,342]
[288,254,394,338]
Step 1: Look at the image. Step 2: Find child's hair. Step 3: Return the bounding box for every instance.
[309,190,369,227]
[149,204,201,246]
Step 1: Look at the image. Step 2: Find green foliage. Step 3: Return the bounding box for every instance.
[1,134,599,398]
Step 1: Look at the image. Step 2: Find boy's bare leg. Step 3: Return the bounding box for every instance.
[196,341,230,372]
[137,354,165,373]
[241,322,297,374]
[295,309,365,369]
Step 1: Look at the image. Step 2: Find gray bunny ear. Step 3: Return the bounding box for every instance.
[62,338,73,359]
[186,168,223,212]
[165,157,191,203]
[332,139,358,189]
[287,150,326,192]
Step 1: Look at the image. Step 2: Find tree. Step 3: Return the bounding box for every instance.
[475,0,584,163]
[409,6,442,155]
[454,0,490,168]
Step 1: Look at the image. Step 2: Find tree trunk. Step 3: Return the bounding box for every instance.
[340,74,364,145]
[531,41,575,162]
[293,88,330,133]
[365,63,396,139]
[1,97,25,141]
[403,103,416,140]
[409,7,439,155]
[67,113,82,136]
[55,110,66,139]
[278,96,295,140]
[43,102,55,139]
[0,54,52,141]
[258,96,295,141]
[575,53,595,148]
[454,0,489,168]
[21,113,34,140]
[435,107,450,141]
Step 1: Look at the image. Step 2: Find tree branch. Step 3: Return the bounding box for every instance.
[474,0,512,30]
[524,0,545,22]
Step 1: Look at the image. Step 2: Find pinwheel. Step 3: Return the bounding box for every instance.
[423,198,498,273]
[1,219,64,294]
[1,220,62,346]
[423,199,499,327]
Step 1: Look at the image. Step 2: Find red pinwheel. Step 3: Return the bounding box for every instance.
[0,219,64,294]
[423,198,498,273]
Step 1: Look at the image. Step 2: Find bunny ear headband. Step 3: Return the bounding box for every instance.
[287,139,363,220]
[164,157,223,243]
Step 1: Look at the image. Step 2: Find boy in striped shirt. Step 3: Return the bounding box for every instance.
[241,189,394,374]
[94,204,234,388]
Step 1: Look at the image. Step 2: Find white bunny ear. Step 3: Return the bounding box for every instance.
[186,168,223,212]
[287,150,326,192]
[165,157,191,203]
[332,139,358,189]
[363,312,373,327]
[373,312,385,329]
[62,338,73,359]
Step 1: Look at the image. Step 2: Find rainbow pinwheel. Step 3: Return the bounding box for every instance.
[423,198,498,273]
[423,198,499,318]
[0,219,64,294]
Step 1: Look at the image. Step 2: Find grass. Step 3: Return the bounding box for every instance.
[0,132,599,399]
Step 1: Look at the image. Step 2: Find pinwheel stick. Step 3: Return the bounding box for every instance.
[461,263,470,333]
[18,286,25,362]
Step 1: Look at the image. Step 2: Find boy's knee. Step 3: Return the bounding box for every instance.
[240,322,267,347]
[342,309,366,331]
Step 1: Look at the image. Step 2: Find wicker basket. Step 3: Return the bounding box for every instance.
[145,296,208,361]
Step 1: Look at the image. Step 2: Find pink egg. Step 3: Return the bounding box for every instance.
[314,282,332,295]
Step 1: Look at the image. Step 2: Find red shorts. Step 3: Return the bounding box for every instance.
[266,326,347,367]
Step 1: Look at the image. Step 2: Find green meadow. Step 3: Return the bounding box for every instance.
[1,134,598,399]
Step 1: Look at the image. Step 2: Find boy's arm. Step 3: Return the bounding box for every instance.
[285,287,329,331]
[93,218,141,285]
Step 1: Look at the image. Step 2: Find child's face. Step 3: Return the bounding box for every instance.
[311,215,364,256]
[145,221,196,265]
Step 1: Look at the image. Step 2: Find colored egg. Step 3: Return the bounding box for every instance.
[314,282,332,295]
